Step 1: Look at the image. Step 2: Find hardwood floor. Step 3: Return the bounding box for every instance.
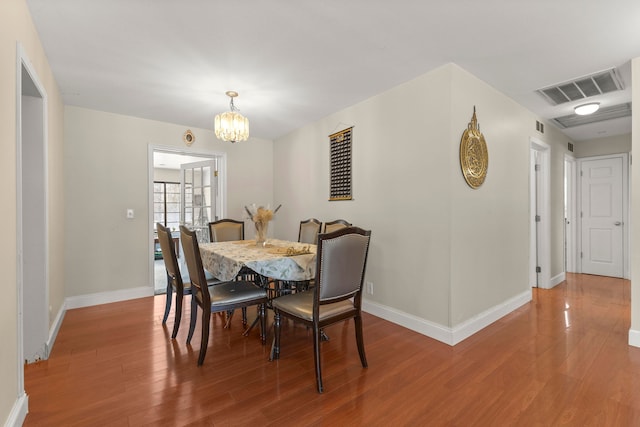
[24,274,640,426]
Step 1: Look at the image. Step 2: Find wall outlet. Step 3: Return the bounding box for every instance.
[126,208,134,219]
[366,281,373,295]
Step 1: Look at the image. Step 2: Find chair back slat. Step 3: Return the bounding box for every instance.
[316,227,371,303]
[180,226,211,306]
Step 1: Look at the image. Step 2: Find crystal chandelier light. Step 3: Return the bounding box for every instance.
[214,91,249,143]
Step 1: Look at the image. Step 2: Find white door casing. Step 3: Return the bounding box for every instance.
[564,155,577,273]
[579,155,627,278]
[530,139,551,289]
[17,45,49,365]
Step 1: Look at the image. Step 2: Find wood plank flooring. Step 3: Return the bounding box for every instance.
[24,274,640,426]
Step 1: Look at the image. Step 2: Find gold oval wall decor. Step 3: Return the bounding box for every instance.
[459,107,488,189]
[183,129,195,146]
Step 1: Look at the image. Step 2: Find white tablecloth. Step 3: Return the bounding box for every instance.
[199,239,316,282]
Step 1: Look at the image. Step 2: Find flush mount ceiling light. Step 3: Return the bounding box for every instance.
[574,102,600,116]
[214,91,249,143]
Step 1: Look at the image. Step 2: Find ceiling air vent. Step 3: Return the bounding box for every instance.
[537,68,624,105]
[552,103,632,128]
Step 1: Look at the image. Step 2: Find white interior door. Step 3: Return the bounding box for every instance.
[181,159,218,243]
[580,156,624,277]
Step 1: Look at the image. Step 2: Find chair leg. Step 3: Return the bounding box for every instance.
[187,296,197,345]
[270,310,281,360]
[162,275,173,324]
[313,324,323,393]
[354,314,368,368]
[242,307,248,325]
[198,308,210,366]
[259,304,266,345]
[171,290,183,339]
[224,310,234,328]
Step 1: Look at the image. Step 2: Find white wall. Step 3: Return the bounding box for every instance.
[64,106,273,297]
[573,133,631,158]
[1,0,65,424]
[273,63,571,339]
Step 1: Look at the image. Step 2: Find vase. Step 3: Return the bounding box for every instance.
[255,220,269,247]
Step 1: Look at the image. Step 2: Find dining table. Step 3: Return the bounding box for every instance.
[199,238,331,345]
[199,239,317,283]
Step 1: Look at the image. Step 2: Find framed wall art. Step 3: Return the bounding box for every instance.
[329,127,353,201]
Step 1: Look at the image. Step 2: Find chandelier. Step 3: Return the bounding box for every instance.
[214,91,250,143]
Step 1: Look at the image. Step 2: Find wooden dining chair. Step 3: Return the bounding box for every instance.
[209,218,244,242]
[298,218,321,245]
[271,226,372,393]
[322,219,351,234]
[157,223,219,339]
[208,218,253,324]
[180,225,268,366]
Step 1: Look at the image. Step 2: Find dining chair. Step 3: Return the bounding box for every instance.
[322,219,351,234]
[209,218,244,242]
[298,218,322,245]
[157,223,220,339]
[271,226,372,393]
[180,225,268,366]
[208,218,254,325]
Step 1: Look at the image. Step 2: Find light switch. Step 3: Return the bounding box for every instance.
[126,209,134,219]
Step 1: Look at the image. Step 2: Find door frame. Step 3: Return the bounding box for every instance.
[148,145,227,288]
[16,42,49,413]
[564,154,577,273]
[577,153,629,278]
[530,138,551,289]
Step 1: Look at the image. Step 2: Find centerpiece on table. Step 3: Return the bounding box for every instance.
[245,204,281,247]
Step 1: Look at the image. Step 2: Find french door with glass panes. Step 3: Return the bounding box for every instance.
[181,160,219,242]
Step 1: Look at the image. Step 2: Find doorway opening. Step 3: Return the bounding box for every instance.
[17,44,49,413]
[150,147,226,293]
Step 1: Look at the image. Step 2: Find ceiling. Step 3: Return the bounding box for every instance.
[26,1,640,142]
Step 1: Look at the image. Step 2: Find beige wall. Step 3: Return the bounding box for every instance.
[448,66,530,325]
[64,106,274,297]
[1,0,65,424]
[574,133,631,158]
[273,63,571,331]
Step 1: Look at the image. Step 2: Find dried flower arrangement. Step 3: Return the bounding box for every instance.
[244,204,281,245]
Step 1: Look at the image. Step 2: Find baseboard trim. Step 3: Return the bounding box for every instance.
[363,300,453,345]
[363,289,532,346]
[65,286,154,310]
[629,329,640,348]
[45,301,66,359]
[5,392,28,427]
[550,272,566,288]
[451,290,532,344]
